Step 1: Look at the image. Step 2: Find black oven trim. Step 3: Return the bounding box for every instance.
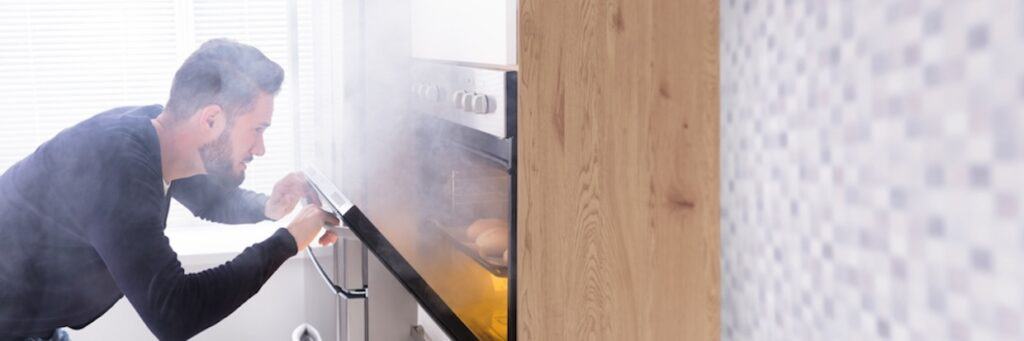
[505,70,518,341]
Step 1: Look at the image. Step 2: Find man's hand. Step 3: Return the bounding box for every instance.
[287,204,340,252]
[265,172,320,221]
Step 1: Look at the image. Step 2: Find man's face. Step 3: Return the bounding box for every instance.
[199,92,273,188]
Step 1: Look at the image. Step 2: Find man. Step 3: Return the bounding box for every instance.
[0,39,339,340]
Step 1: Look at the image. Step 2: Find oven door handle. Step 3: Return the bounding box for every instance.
[307,238,367,299]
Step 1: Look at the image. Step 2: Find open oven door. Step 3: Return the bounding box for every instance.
[303,166,478,340]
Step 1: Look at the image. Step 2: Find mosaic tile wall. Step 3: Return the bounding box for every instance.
[721,1,1024,340]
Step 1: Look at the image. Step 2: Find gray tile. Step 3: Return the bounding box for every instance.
[722,0,1024,339]
[968,25,990,50]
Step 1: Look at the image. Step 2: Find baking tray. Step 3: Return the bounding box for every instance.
[428,219,509,277]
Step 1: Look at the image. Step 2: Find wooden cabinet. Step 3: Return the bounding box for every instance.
[516,0,720,339]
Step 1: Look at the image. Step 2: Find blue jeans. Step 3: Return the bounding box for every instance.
[23,329,68,341]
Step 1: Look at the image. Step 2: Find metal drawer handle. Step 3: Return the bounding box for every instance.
[307,247,367,299]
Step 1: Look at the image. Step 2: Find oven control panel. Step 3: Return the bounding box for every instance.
[411,62,515,139]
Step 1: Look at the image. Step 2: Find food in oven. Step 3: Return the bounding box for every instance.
[475,225,510,259]
[466,218,510,259]
[467,218,506,240]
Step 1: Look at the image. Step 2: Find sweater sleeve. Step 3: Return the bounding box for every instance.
[84,142,297,340]
[171,175,270,224]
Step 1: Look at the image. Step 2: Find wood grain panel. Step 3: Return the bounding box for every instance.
[517,0,720,339]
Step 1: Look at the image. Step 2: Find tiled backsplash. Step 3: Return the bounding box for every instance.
[722,1,1024,339]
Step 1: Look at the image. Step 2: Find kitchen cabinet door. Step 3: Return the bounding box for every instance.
[411,0,517,66]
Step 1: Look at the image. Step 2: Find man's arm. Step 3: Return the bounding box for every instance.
[85,156,296,340]
[171,175,270,224]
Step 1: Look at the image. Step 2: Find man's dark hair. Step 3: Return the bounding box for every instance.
[165,38,284,121]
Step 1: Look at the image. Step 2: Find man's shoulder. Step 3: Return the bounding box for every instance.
[0,105,165,214]
[82,105,163,130]
[76,105,162,143]
[93,105,163,120]
[93,106,163,171]
[46,105,164,176]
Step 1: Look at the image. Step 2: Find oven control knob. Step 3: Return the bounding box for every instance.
[424,85,440,102]
[461,92,475,111]
[451,90,466,109]
[471,94,489,114]
[421,85,432,99]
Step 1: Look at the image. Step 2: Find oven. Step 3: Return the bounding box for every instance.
[303,0,518,339]
[408,62,517,340]
[305,60,516,341]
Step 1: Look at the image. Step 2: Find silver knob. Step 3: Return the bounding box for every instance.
[424,85,440,102]
[471,94,489,114]
[451,91,467,109]
[461,92,475,111]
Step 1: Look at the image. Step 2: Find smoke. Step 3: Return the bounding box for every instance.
[338,0,511,239]
[333,2,517,340]
[336,0,423,215]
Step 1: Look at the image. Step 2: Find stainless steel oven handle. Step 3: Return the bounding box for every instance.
[307,248,367,299]
[307,238,367,299]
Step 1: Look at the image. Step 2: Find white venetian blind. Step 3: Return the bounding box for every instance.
[0,0,178,171]
[0,0,316,231]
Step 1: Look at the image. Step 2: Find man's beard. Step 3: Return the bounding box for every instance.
[199,129,245,189]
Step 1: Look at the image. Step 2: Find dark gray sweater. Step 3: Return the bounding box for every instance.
[0,105,297,340]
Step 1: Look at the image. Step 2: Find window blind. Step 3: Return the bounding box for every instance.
[0,0,316,230]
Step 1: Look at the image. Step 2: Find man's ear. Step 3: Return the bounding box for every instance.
[195,104,226,137]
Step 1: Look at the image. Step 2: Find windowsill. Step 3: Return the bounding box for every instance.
[166,220,335,266]
[166,222,282,255]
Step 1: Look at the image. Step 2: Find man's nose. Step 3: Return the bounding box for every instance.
[252,136,266,156]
